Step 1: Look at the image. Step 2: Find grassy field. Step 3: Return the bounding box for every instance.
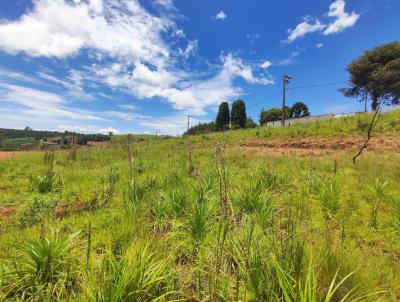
[1,111,400,301]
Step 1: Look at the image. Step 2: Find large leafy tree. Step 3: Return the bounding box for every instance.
[259,107,290,125]
[290,102,310,118]
[231,99,247,129]
[340,41,400,111]
[215,102,230,130]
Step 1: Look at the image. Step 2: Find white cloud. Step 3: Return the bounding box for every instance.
[277,52,299,66]
[215,11,227,20]
[57,124,121,134]
[118,104,136,110]
[323,0,359,35]
[0,82,102,121]
[98,127,120,135]
[0,67,41,84]
[316,43,324,48]
[89,53,272,115]
[174,29,185,38]
[286,1,359,42]
[259,60,272,69]
[287,18,326,43]
[0,0,170,67]
[179,40,198,58]
[0,0,274,134]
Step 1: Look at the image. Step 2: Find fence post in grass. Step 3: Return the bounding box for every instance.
[86,222,92,269]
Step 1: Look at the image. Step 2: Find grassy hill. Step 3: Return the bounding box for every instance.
[0,110,400,301]
[0,128,110,151]
[197,108,400,142]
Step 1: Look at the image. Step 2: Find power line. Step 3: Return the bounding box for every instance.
[247,89,282,109]
[248,79,347,112]
[288,80,347,91]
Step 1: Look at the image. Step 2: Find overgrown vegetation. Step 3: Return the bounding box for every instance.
[1,113,400,300]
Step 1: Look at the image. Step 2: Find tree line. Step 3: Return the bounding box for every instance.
[0,127,110,147]
[186,100,309,135]
[259,102,310,125]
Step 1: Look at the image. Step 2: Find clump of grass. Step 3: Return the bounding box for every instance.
[30,170,61,194]
[82,243,178,301]
[368,178,390,229]
[124,179,146,205]
[189,203,208,242]
[258,167,289,192]
[2,230,79,300]
[319,179,341,219]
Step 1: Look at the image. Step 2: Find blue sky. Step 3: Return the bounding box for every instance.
[0,0,398,135]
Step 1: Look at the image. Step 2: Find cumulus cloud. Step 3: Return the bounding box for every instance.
[215,11,227,20]
[90,53,273,114]
[0,0,170,67]
[323,0,359,35]
[286,0,359,42]
[287,18,326,43]
[316,43,324,48]
[0,0,273,134]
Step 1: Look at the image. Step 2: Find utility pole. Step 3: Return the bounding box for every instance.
[281,74,292,126]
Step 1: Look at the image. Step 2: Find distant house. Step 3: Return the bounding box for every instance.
[20,143,35,150]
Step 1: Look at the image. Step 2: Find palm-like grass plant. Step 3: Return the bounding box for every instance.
[2,230,79,301]
[82,244,177,302]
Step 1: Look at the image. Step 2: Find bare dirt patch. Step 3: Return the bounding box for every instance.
[244,136,400,150]
[0,205,17,220]
[239,136,400,157]
[0,151,27,160]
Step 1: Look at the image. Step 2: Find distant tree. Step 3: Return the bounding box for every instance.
[291,102,310,118]
[185,121,216,135]
[62,137,69,145]
[260,107,290,125]
[340,41,400,111]
[231,99,247,129]
[24,126,32,131]
[245,118,257,129]
[215,102,230,130]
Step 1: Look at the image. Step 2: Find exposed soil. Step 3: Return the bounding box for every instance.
[0,205,17,219]
[239,135,400,157]
[244,136,400,150]
[0,151,27,160]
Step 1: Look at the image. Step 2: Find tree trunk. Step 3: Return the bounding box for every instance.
[371,96,379,111]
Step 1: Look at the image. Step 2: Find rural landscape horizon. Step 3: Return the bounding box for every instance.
[1,0,400,301]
